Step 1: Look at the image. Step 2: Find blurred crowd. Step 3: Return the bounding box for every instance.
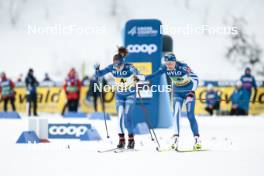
[204,67,257,116]
[0,67,110,116]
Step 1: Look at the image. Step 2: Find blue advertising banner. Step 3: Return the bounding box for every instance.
[124,19,172,128]
[48,123,92,139]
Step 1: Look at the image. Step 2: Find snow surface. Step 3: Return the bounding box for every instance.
[0,114,264,176]
[0,0,263,81]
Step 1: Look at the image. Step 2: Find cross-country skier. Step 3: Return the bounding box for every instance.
[94,48,143,149]
[145,53,201,150]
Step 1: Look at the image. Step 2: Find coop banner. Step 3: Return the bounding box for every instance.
[124,19,169,128]
[0,86,263,115]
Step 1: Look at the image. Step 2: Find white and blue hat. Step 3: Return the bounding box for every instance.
[113,54,125,68]
[164,53,176,62]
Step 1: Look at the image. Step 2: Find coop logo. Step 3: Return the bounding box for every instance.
[127,44,157,55]
[48,123,91,139]
[128,26,158,37]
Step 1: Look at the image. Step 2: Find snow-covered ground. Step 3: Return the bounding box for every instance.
[0,114,263,176]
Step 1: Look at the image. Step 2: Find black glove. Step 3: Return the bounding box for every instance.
[94,63,100,71]
[134,76,140,82]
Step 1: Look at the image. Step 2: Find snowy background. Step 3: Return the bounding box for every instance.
[0,0,264,81]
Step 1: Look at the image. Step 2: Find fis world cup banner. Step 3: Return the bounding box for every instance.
[124,19,173,128]
[126,25,160,58]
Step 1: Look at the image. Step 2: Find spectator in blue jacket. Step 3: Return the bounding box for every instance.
[240,67,257,113]
[230,81,250,115]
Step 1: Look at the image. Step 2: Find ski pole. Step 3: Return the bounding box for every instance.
[96,72,110,138]
[137,89,161,149]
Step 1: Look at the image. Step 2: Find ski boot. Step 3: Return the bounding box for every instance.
[127,134,135,149]
[193,136,202,150]
[117,133,125,149]
[171,134,179,151]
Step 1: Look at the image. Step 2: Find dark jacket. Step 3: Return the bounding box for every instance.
[25,73,39,94]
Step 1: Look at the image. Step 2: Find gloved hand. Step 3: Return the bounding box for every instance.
[134,75,145,82]
[186,96,194,104]
[94,63,100,71]
[134,76,139,82]
[186,91,195,103]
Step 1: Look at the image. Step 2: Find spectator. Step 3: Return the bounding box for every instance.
[240,67,257,114]
[205,84,220,115]
[62,68,81,115]
[230,81,249,115]
[86,75,106,112]
[82,75,90,85]
[0,72,16,112]
[17,74,23,83]
[25,68,39,116]
[43,73,52,82]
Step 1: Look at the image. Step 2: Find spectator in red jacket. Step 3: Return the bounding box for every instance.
[61,68,81,115]
[0,72,16,112]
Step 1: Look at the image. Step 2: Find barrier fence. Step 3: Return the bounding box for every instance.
[0,85,263,115]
